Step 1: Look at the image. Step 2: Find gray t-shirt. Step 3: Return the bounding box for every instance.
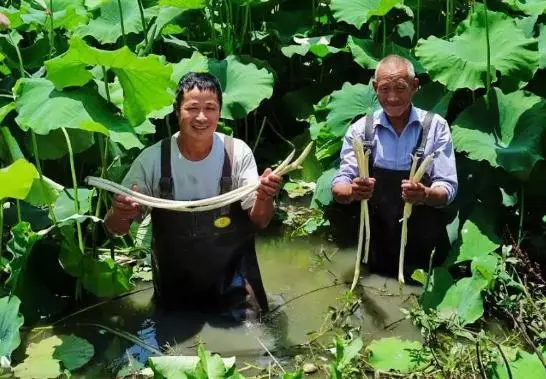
[121,132,259,212]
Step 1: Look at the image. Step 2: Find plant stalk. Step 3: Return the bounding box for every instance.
[16,200,21,222]
[416,0,421,40]
[8,32,25,78]
[483,0,491,91]
[61,127,84,252]
[518,185,524,246]
[31,131,57,223]
[252,117,267,153]
[136,0,148,46]
[239,4,249,53]
[48,0,54,58]
[382,16,387,56]
[117,0,127,46]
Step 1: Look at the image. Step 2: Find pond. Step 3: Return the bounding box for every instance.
[22,234,424,378]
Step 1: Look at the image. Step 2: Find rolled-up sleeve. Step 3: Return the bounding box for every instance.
[331,124,359,188]
[429,119,458,205]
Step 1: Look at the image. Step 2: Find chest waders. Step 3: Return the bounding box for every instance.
[150,136,269,321]
[330,112,447,277]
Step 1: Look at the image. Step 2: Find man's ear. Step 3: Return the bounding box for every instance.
[412,77,420,92]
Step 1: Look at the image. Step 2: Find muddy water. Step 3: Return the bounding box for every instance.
[66,235,423,377]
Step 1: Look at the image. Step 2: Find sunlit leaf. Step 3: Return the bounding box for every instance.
[437,276,488,325]
[45,37,174,126]
[415,5,539,91]
[330,0,402,29]
[171,51,209,83]
[325,82,379,136]
[311,168,338,208]
[281,35,341,58]
[367,337,429,373]
[412,82,453,118]
[13,336,63,379]
[502,0,546,16]
[15,78,145,150]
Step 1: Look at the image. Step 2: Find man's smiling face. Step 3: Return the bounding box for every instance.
[373,63,419,119]
[178,87,221,142]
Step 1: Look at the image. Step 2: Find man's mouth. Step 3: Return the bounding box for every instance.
[192,124,209,130]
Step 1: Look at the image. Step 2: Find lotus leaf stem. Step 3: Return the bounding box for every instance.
[86,142,313,212]
[350,138,370,292]
[61,127,84,252]
[136,0,148,46]
[117,0,127,46]
[31,131,57,223]
[398,153,433,286]
[483,0,491,91]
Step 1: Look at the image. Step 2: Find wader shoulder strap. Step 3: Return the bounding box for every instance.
[159,137,174,200]
[220,135,234,195]
[363,113,375,151]
[414,111,435,158]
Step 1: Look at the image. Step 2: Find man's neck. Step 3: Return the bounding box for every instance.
[176,134,213,161]
[386,107,411,136]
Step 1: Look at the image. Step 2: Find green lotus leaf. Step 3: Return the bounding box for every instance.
[347,36,425,73]
[451,88,546,181]
[415,6,539,91]
[0,125,24,163]
[325,82,379,136]
[0,159,36,201]
[45,37,174,126]
[281,35,341,58]
[367,337,429,373]
[502,0,546,16]
[15,78,145,150]
[53,189,94,221]
[493,347,546,379]
[0,295,24,361]
[53,334,95,371]
[29,128,95,161]
[75,0,144,44]
[330,0,402,29]
[81,256,133,297]
[0,1,87,31]
[450,205,501,263]
[471,254,499,285]
[13,335,63,379]
[171,51,209,83]
[311,168,338,208]
[420,267,454,310]
[208,55,274,120]
[5,222,45,293]
[143,0,204,44]
[437,276,488,325]
[412,82,453,118]
[159,0,205,7]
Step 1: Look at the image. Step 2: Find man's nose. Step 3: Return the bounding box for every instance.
[196,110,207,121]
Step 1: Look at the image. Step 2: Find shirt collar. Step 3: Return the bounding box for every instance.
[376,104,420,130]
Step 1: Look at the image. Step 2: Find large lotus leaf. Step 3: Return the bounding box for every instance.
[492,347,546,379]
[29,128,95,161]
[0,126,24,164]
[159,0,205,7]
[82,256,133,297]
[45,38,174,126]
[502,0,546,15]
[420,267,454,310]
[281,35,341,59]
[75,0,144,44]
[0,296,24,362]
[415,6,539,91]
[15,78,145,150]
[53,334,94,371]
[451,88,546,181]
[412,82,453,118]
[367,337,429,373]
[208,56,274,120]
[171,51,209,84]
[5,222,45,293]
[0,1,87,31]
[471,254,499,285]
[142,0,204,44]
[0,159,58,206]
[13,335,63,379]
[325,82,379,136]
[437,276,488,325]
[346,36,425,74]
[0,31,50,71]
[53,189,94,221]
[148,355,235,378]
[311,168,338,208]
[330,0,402,29]
[539,24,546,68]
[450,205,501,263]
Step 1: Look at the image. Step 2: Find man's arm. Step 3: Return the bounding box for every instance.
[249,168,281,228]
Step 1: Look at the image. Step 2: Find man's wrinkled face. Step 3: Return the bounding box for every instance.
[178,88,221,142]
[373,64,418,119]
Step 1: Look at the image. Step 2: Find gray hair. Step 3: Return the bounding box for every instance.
[374,55,415,79]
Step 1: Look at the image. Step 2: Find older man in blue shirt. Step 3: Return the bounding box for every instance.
[331,54,458,276]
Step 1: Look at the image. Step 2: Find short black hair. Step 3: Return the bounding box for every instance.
[174,72,223,115]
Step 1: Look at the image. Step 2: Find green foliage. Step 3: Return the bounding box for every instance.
[52,334,95,371]
[0,295,24,362]
[366,337,430,373]
[416,5,539,91]
[330,0,402,29]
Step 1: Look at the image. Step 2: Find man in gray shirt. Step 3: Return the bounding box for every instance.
[331,55,458,276]
[105,72,281,321]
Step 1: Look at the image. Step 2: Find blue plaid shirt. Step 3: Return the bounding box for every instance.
[332,105,458,205]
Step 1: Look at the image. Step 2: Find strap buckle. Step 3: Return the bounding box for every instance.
[414,147,425,158]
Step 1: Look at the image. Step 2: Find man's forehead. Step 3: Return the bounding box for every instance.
[375,64,412,82]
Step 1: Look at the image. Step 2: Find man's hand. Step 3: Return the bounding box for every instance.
[351,177,375,201]
[256,168,282,201]
[401,180,428,205]
[106,184,141,235]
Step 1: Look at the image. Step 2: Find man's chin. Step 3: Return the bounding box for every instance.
[384,108,408,118]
